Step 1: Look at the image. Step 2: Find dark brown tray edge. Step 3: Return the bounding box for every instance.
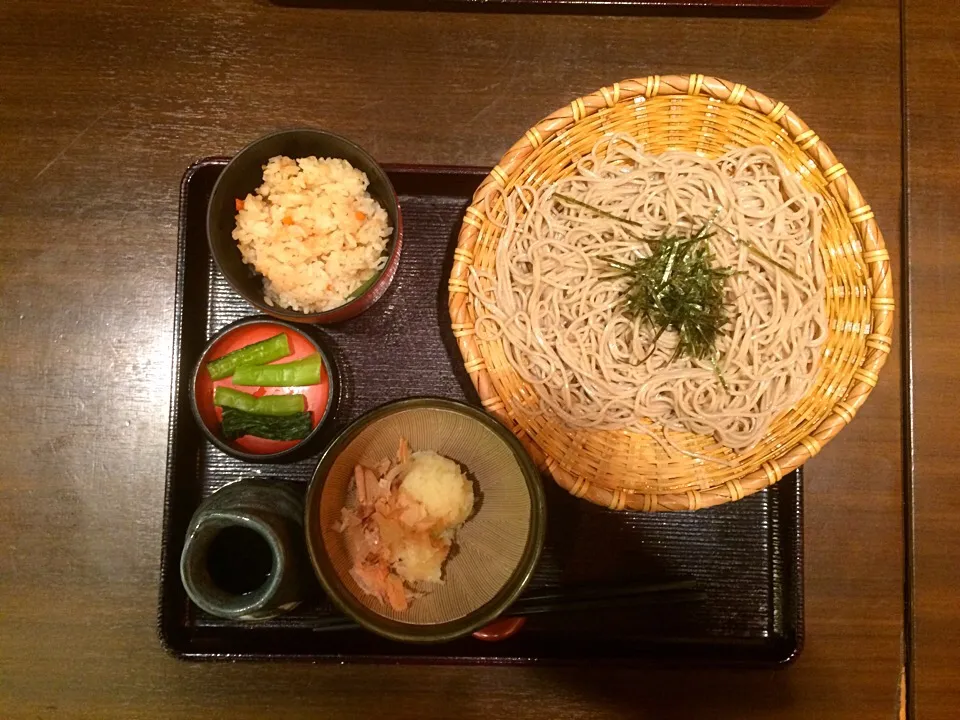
[158,158,805,666]
[158,160,207,659]
[779,466,805,666]
[268,0,833,19]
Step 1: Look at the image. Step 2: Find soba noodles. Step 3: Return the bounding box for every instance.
[468,137,827,452]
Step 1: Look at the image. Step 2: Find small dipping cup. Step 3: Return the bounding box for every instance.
[180,479,305,621]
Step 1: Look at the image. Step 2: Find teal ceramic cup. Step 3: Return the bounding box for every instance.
[180,479,304,621]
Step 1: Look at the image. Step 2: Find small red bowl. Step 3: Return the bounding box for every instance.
[207,128,402,324]
[472,616,526,642]
[190,318,339,462]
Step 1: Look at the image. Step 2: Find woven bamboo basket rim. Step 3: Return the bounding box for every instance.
[447,74,894,512]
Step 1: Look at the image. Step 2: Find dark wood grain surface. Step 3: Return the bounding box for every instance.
[0,0,904,718]
[904,0,960,717]
[272,0,837,16]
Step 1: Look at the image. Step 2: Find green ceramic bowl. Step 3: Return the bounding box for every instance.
[304,398,546,643]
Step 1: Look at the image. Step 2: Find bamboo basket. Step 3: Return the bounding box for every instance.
[448,74,894,512]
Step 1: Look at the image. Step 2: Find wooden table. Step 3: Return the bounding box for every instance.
[904,1,960,718]
[0,0,932,717]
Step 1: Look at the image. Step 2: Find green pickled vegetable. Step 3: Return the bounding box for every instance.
[232,353,322,387]
[206,333,290,380]
[221,407,313,441]
[214,387,306,416]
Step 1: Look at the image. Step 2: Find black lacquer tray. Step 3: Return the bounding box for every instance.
[158,159,804,664]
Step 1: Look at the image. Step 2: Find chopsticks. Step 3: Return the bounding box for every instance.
[513,579,701,617]
[311,578,702,634]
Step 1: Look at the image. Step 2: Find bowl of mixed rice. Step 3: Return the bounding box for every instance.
[207,129,402,324]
